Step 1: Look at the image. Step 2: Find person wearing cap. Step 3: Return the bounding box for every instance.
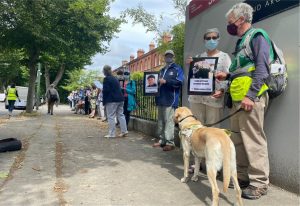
[153,50,184,151]
[146,75,157,87]
[102,65,128,138]
[216,3,271,199]
[187,28,231,173]
[45,84,60,115]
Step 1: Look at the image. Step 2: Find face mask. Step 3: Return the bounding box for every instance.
[227,18,241,36]
[227,23,238,36]
[205,39,219,51]
[165,57,174,64]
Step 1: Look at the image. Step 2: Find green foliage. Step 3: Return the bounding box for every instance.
[0,0,122,112]
[123,1,186,68]
[157,23,185,67]
[131,71,144,81]
[0,49,28,90]
[122,4,160,33]
[170,23,185,67]
[61,69,102,91]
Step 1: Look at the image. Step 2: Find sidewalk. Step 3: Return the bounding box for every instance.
[0,104,299,205]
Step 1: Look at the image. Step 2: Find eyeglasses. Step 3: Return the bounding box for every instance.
[205,36,219,40]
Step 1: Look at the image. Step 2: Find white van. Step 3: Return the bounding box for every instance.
[5,86,34,110]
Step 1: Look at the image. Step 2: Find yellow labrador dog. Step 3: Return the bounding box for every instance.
[174,107,243,206]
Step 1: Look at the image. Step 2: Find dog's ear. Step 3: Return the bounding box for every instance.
[173,110,180,123]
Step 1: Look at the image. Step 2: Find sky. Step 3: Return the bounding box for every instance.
[84,0,183,72]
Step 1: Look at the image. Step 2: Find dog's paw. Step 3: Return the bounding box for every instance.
[191,175,199,182]
[180,177,189,183]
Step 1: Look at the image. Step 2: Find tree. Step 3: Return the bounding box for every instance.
[0,49,28,90]
[123,0,187,67]
[61,69,102,92]
[0,0,121,113]
[157,23,185,67]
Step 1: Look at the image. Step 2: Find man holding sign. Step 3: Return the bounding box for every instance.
[153,50,184,151]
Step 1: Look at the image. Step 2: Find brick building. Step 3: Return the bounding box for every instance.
[114,33,172,73]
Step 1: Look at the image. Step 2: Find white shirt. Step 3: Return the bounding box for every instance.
[188,51,231,108]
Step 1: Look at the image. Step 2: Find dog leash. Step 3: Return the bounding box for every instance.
[204,108,243,127]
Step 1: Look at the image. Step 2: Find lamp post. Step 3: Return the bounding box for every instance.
[36,63,42,110]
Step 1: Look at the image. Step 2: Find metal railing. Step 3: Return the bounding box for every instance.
[131,80,158,121]
[131,80,182,122]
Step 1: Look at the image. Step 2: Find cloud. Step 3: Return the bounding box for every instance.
[85,0,182,73]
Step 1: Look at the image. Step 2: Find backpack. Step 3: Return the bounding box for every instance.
[49,92,58,101]
[243,28,288,99]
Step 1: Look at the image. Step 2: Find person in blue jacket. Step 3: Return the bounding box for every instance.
[153,50,184,151]
[121,70,137,126]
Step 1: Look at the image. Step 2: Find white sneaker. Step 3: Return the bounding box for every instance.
[118,132,128,137]
[104,134,115,138]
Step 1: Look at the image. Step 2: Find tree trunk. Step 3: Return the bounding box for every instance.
[44,64,50,90]
[26,49,39,113]
[44,63,65,90]
[52,63,65,87]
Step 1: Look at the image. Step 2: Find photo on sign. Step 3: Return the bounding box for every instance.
[188,57,218,95]
[143,72,159,96]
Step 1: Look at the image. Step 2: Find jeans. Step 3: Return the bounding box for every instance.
[105,102,127,137]
[8,100,15,113]
[157,106,175,146]
[123,98,131,126]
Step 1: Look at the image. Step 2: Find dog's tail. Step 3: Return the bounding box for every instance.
[222,139,231,193]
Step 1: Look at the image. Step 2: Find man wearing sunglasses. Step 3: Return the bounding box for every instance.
[216,2,271,200]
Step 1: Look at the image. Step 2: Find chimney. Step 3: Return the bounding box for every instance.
[137,49,145,58]
[149,42,155,51]
[162,32,172,43]
[130,54,135,62]
[122,60,128,66]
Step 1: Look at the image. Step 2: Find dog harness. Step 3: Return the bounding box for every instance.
[179,125,232,144]
[179,124,204,144]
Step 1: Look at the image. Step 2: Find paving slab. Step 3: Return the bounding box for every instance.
[0,103,299,206]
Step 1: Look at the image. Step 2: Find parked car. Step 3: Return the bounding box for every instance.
[5,86,35,110]
[0,93,5,102]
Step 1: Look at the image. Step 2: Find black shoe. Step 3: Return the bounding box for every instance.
[242,185,268,200]
[229,179,250,189]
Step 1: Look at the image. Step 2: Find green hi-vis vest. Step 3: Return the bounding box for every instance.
[229,28,274,101]
[7,88,17,100]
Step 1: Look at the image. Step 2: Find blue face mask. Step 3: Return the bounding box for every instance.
[205,39,219,51]
[165,57,174,64]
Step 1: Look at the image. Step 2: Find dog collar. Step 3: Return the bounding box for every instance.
[178,115,197,123]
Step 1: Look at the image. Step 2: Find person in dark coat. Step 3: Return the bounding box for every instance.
[102,65,128,138]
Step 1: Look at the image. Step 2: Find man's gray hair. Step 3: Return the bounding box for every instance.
[103,65,112,76]
[226,3,253,23]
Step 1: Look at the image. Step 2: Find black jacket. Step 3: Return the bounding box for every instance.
[102,75,124,105]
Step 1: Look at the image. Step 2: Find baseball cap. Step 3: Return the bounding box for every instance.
[164,50,174,56]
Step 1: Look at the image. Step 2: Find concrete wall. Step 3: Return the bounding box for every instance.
[128,117,181,147]
[183,1,299,193]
